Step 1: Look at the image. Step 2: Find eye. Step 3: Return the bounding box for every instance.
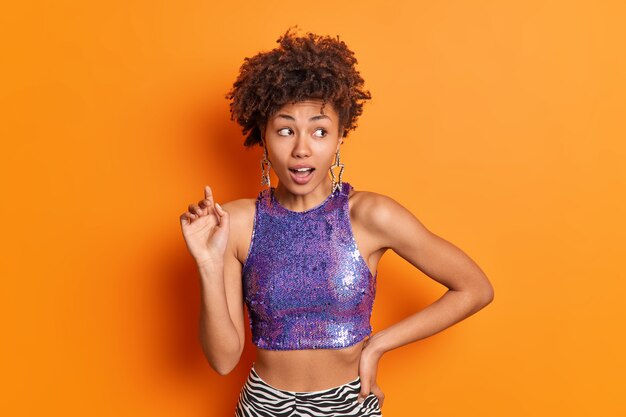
[277,127,293,136]
[313,128,327,138]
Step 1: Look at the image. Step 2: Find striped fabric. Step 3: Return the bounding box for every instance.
[234,365,383,416]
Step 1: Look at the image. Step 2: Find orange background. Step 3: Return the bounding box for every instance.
[2,1,625,416]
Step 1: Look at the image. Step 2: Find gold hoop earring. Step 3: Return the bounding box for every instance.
[329,147,344,193]
[260,146,271,187]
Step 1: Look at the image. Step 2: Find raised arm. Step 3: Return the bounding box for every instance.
[180,186,248,375]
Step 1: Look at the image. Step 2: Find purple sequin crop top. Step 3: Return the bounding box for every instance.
[242,181,377,351]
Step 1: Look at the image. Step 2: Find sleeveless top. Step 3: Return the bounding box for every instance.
[242,182,377,350]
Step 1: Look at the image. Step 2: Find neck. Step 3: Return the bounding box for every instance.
[273,176,335,212]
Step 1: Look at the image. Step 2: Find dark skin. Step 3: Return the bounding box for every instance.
[180,99,494,409]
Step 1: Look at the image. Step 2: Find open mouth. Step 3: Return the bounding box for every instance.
[289,168,315,177]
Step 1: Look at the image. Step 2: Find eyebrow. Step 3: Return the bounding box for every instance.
[274,114,331,122]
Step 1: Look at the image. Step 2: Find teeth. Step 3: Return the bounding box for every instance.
[294,168,313,172]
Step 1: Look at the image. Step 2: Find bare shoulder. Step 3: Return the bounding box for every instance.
[219,197,257,263]
[348,188,413,230]
[220,197,256,220]
[349,187,431,251]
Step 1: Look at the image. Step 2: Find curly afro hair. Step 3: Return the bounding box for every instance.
[226,28,372,148]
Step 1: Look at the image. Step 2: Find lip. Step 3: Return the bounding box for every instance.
[289,167,315,185]
[289,164,315,170]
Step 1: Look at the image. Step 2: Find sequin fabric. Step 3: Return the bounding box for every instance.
[242,181,377,350]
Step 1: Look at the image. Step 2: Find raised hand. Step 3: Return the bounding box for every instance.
[179,185,229,266]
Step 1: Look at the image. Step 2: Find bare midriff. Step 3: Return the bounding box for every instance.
[253,339,366,392]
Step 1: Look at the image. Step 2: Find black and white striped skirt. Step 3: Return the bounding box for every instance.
[234,363,383,416]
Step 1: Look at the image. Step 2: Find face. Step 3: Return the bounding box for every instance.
[263,99,342,195]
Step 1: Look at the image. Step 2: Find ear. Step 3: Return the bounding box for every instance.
[336,139,343,153]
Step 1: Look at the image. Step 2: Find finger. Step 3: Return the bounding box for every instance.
[199,195,215,210]
[198,198,211,209]
[209,204,220,225]
[358,381,369,403]
[188,204,202,216]
[198,185,214,214]
[184,211,199,224]
[179,212,192,225]
[204,185,214,205]
[216,203,230,225]
[371,387,385,408]
[201,197,218,214]
[215,202,227,217]
[200,186,218,215]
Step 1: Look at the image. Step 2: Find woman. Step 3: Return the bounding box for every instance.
[180,29,494,417]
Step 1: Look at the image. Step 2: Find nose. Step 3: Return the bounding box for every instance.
[292,134,311,158]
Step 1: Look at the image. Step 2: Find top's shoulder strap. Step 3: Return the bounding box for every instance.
[341,181,353,196]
